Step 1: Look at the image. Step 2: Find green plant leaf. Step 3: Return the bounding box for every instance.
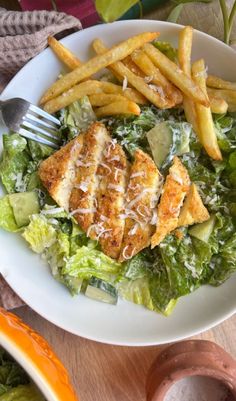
[167,0,212,23]
[95,0,139,22]
[167,4,184,23]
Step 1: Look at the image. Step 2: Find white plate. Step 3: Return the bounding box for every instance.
[1,20,236,346]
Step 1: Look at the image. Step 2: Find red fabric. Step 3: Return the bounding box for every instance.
[19,0,100,27]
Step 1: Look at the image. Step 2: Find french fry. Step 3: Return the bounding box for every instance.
[48,38,148,104]
[40,32,159,104]
[95,100,141,118]
[89,93,126,106]
[208,94,228,114]
[131,49,182,105]
[207,75,236,91]
[96,81,148,104]
[43,79,148,113]
[43,80,103,113]
[178,26,198,133]
[93,39,172,109]
[178,26,193,76]
[122,56,145,77]
[207,88,236,112]
[143,43,209,107]
[48,36,82,70]
[192,59,222,161]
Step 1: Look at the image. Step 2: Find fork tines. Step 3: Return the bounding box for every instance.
[20,104,61,149]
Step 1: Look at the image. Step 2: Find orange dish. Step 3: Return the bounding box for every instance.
[0,308,78,401]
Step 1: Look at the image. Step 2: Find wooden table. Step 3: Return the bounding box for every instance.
[13,307,236,401]
[1,1,236,400]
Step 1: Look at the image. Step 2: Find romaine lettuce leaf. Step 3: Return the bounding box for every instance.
[62,246,122,282]
[119,248,176,315]
[0,347,40,400]
[160,233,212,297]
[153,41,178,62]
[22,215,57,253]
[58,96,96,141]
[214,114,236,152]
[221,233,236,264]
[0,384,45,401]
[0,196,19,232]
[0,384,11,396]
[0,134,30,193]
[119,277,155,311]
[44,231,70,277]
[28,140,53,162]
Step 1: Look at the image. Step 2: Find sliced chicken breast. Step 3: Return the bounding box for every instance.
[119,148,163,262]
[151,156,190,248]
[88,141,129,259]
[69,122,110,232]
[38,135,83,211]
[178,183,210,227]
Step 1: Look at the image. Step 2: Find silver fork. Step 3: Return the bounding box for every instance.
[0,98,61,149]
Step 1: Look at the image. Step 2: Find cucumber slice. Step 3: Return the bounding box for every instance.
[9,192,40,227]
[147,122,172,168]
[85,277,118,305]
[63,275,83,296]
[189,215,215,243]
[146,121,191,168]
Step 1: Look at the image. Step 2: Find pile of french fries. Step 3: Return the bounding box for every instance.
[40,29,236,161]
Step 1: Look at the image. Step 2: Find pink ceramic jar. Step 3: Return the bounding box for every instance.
[146,340,236,401]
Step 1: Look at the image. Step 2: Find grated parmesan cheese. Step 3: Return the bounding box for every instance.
[107,183,124,193]
[122,245,136,260]
[69,208,96,217]
[122,76,128,91]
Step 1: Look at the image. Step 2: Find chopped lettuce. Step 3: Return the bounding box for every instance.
[119,249,177,315]
[28,140,53,162]
[22,215,57,253]
[214,114,236,152]
[0,134,30,193]
[0,384,45,401]
[119,277,155,311]
[0,133,53,197]
[0,347,44,401]
[62,246,122,282]
[104,106,186,158]
[153,41,178,62]
[0,196,19,232]
[58,96,96,141]
[22,213,122,293]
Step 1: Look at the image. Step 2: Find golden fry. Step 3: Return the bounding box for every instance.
[43,80,103,113]
[207,75,236,91]
[89,93,126,106]
[143,43,209,107]
[40,32,159,104]
[122,56,145,77]
[95,100,141,118]
[96,81,148,104]
[192,59,222,160]
[131,48,182,104]
[178,26,193,76]
[93,39,172,109]
[207,88,236,112]
[48,36,82,70]
[178,26,198,133]
[208,94,228,114]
